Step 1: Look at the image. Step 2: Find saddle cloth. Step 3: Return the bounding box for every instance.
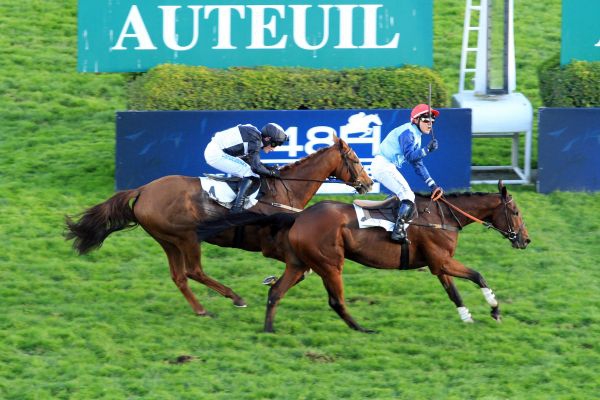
[352,199,407,232]
[199,176,259,210]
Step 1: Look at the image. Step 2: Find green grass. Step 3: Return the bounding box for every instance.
[2,0,599,399]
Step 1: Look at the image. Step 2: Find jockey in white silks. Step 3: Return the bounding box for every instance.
[204,123,288,213]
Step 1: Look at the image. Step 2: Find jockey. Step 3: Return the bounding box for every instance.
[371,104,443,243]
[204,123,288,213]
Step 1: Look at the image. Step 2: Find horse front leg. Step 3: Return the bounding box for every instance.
[319,269,376,333]
[437,274,474,323]
[440,258,500,322]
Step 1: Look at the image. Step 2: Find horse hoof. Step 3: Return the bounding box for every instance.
[196,311,213,318]
[491,307,501,321]
[233,299,247,307]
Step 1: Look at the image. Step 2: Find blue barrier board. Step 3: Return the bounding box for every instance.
[116,109,471,193]
[538,108,600,193]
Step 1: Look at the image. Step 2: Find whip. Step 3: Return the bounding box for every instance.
[428,82,436,142]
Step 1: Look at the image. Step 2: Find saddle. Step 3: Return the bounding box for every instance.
[352,195,412,270]
[200,174,264,210]
[353,196,400,223]
[203,174,261,194]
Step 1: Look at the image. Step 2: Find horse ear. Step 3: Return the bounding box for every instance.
[498,180,508,199]
[332,133,340,144]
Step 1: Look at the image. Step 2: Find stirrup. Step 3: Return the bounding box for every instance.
[230,204,244,213]
[390,227,407,242]
[390,233,410,244]
[262,275,278,286]
[390,222,410,243]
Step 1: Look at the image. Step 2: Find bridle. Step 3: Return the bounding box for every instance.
[498,196,526,243]
[435,195,525,245]
[338,144,369,191]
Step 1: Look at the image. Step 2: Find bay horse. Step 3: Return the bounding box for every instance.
[199,181,530,332]
[65,135,373,316]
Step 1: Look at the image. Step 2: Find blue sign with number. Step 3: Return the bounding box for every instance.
[116,109,471,193]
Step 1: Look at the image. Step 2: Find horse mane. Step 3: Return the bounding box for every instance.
[279,143,336,172]
[415,191,495,200]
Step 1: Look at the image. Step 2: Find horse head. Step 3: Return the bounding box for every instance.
[491,180,531,249]
[270,135,372,208]
[332,134,373,194]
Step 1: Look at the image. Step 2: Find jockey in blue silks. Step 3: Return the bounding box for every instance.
[371,104,443,243]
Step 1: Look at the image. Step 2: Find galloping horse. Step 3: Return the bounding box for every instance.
[65,135,372,316]
[199,181,530,332]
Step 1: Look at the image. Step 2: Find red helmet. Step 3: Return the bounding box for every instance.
[410,104,440,121]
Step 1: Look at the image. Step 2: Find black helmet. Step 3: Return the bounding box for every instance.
[261,123,288,147]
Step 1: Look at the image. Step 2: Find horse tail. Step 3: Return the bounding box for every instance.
[65,189,140,255]
[196,211,297,242]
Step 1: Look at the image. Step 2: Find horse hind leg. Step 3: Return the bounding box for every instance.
[180,238,247,308]
[264,263,307,333]
[159,240,209,316]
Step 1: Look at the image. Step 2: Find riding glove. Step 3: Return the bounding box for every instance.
[426,139,439,153]
[430,184,444,201]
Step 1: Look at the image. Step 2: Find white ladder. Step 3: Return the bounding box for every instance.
[454,0,533,184]
[458,0,484,93]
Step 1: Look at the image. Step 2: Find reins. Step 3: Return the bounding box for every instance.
[257,199,303,213]
[275,176,351,184]
[433,195,522,242]
[273,142,367,188]
[437,196,488,225]
[262,141,367,212]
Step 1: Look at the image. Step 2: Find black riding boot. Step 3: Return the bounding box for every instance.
[390,200,415,243]
[231,177,253,213]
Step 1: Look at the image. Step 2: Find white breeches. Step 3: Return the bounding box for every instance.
[370,155,415,202]
[204,141,258,178]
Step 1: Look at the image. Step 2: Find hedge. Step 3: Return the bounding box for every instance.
[127,64,449,110]
[538,55,600,107]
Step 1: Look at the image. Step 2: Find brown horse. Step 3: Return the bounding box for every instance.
[65,135,373,316]
[200,181,530,332]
